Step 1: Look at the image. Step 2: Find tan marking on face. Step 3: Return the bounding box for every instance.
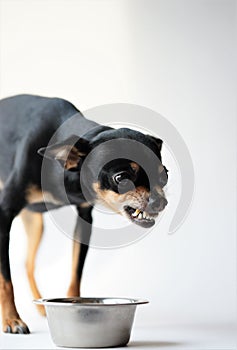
[158,165,164,174]
[130,162,140,173]
[26,185,62,205]
[93,182,149,214]
[154,185,165,197]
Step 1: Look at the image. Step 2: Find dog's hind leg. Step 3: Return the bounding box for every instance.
[20,208,45,316]
[67,206,93,297]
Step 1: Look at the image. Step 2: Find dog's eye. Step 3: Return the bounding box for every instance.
[115,174,122,183]
[113,172,129,185]
[113,172,135,193]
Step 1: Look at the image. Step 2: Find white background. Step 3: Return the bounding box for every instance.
[0,0,236,349]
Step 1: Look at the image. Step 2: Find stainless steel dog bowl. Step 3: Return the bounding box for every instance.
[34,297,148,348]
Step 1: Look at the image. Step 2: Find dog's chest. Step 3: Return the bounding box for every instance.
[26,185,63,206]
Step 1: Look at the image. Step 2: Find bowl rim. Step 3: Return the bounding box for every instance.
[33,297,149,306]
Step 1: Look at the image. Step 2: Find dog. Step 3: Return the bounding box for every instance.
[0,94,168,334]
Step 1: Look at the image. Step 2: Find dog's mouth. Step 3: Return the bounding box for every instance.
[124,206,157,228]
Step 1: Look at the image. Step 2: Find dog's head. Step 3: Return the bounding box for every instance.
[38,127,168,228]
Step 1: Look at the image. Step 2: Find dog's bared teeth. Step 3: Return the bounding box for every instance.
[130,209,155,221]
[132,209,140,217]
[129,208,156,222]
[142,212,153,221]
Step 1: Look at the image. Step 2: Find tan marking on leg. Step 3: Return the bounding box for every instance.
[67,241,81,297]
[20,209,45,316]
[79,202,91,209]
[0,273,29,333]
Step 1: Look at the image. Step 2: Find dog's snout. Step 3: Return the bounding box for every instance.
[160,197,168,210]
[147,195,168,213]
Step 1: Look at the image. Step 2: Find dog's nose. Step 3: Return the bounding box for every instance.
[147,195,168,213]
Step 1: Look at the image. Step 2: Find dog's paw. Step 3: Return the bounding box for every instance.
[3,318,30,334]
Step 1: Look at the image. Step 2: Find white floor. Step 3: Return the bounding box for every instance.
[1,318,236,350]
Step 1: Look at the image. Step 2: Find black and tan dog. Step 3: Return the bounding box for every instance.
[0,94,168,334]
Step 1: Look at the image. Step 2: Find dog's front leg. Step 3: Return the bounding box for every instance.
[0,189,30,333]
[67,206,93,297]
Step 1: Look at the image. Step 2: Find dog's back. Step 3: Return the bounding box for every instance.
[0,94,80,183]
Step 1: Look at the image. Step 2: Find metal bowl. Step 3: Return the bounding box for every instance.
[34,297,148,348]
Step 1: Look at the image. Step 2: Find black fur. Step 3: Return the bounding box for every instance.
[0,94,168,333]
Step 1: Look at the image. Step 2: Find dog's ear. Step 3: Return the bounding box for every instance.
[149,136,163,152]
[38,135,90,170]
